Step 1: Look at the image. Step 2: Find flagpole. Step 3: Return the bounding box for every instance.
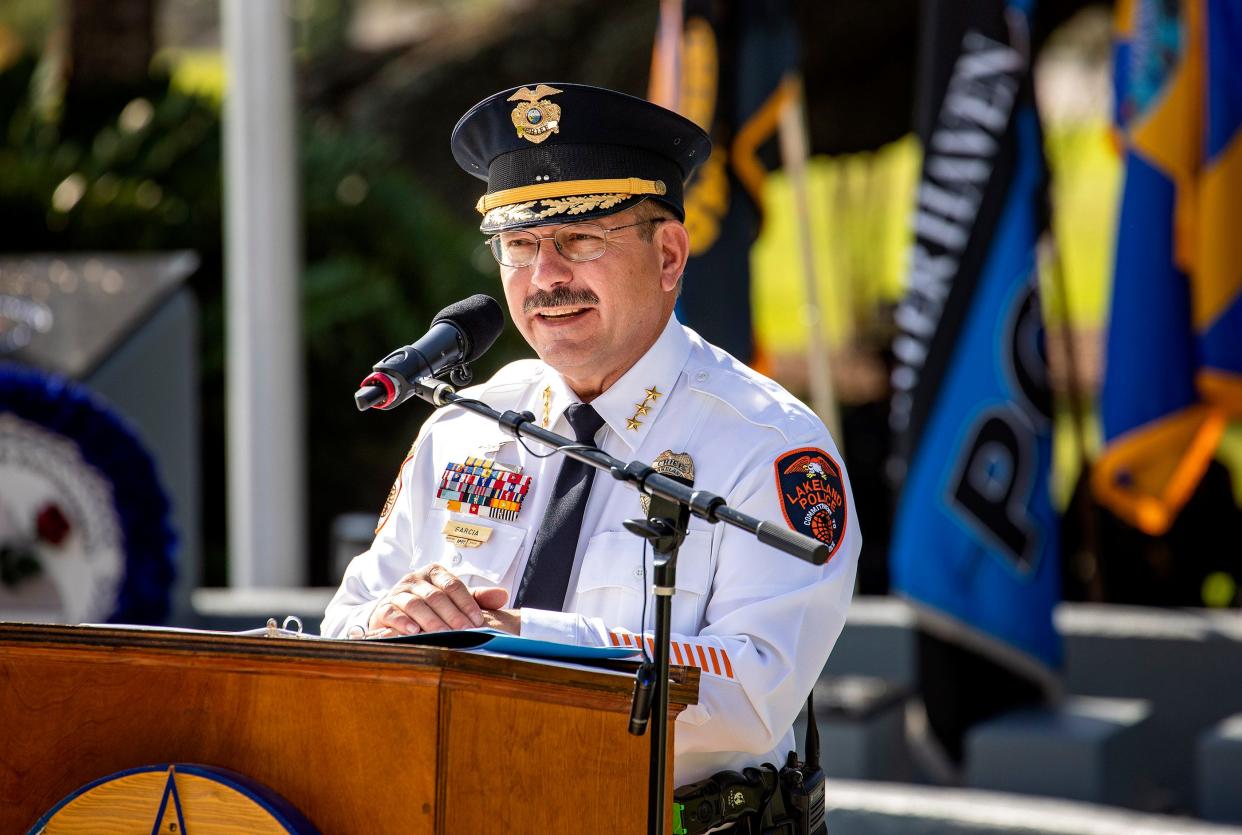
[1042,237,1105,601]
[777,74,842,441]
[648,10,683,834]
[650,0,684,110]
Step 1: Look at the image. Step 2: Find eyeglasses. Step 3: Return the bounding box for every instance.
[486,218,667,268]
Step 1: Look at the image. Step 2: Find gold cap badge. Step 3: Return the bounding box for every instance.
[509,85,563,144]
[640,450,695,515]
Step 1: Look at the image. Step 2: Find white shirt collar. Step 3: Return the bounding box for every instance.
[536,315,691,451]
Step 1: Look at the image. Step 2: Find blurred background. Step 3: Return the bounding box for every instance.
[1,0,1240,831]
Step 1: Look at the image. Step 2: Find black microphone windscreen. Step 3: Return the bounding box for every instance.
[431,294,505,363]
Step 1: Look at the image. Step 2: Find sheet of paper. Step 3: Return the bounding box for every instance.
[376,627,640,660]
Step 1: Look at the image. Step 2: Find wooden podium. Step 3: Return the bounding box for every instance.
[0,623,698,833]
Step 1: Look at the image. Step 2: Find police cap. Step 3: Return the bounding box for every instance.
[451,82,711,233]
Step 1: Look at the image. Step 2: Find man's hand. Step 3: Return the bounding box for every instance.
[366,564,512,635]
[480,608,521,635]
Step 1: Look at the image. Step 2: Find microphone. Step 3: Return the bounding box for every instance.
[355,294,504,411]
[628,661,656,736]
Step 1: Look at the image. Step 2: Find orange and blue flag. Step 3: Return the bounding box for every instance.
[1095,0,1242,535]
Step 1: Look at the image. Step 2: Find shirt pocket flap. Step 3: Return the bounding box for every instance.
[419,515,527,585]
[575,530,713,595]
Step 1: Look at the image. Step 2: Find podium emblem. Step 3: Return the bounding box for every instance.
[31,763,319,833]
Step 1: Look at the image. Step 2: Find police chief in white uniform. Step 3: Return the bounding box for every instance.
[323,83,860,786]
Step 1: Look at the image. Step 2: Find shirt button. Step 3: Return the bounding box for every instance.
[450,552,463,567]
[694,370,710,383]
[633,567,645,577]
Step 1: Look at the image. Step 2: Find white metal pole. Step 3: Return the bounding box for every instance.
[221,0,305,587]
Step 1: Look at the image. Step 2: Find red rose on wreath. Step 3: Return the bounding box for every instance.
[35,504,71,546]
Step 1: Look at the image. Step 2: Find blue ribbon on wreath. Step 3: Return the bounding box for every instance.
[0,362,176,623]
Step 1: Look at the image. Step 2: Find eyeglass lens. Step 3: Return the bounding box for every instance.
[489,223,610,267]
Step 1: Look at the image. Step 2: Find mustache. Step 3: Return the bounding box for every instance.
[523,287,600,313]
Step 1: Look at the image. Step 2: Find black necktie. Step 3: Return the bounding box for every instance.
[515,403,607,610]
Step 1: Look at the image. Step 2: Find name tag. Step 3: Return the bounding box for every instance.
[442,520,493,548]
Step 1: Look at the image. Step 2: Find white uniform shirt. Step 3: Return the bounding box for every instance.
[323,316,861,784]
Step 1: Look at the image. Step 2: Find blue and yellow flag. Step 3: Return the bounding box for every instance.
[889,0,1061,681]
[1095,0,1242,535]
[649,0,797,365]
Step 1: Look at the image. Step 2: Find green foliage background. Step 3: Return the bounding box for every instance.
[0,48,528,585]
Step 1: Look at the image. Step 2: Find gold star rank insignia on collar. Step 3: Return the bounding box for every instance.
[626,385,663,431]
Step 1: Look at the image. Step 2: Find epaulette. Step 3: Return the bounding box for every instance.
[685,359,822,444]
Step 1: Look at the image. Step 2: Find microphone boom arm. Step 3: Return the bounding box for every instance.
[410,376,829,566]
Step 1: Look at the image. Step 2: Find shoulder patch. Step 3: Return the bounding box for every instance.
[376,441,417,533]
[774,447,847,559]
